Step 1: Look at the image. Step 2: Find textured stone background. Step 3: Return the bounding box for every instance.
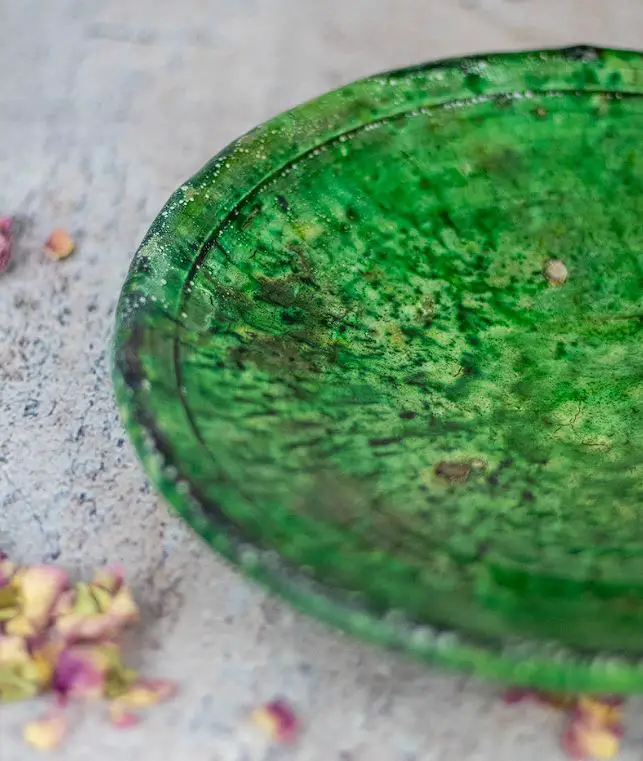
[1,1,642,759]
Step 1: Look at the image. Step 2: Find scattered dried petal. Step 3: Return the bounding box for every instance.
[0,583,19,619]
[52,588,76,619]
[23,711,68,751]
[43,229,75,260]
[6,565,69,637]
[0,665,41,702]
[110,678,176,709]
[0,558,17,586]
[55,583,139,641]
[252,699,299,742]
[576,696,623,728]
[0,636,30,666]
[108,702,141,729]
[562,719,621,760]
[52,645,110,699]
[0,216,12,273]
[92,566,125,594]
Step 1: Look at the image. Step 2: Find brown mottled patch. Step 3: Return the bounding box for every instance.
[434,460,472,482]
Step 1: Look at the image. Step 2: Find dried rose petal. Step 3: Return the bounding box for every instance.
[43,228,75,260]
[0,666,42,702]
[0,558,17,586]
[0,583,19,621]
[108,702,141,729]
[252,699,299,742]
[92,566,125,594]
[90,585,113,613]
[52,588,76,619]
[575,696,623,729]
[52,645,109,699]
[56,583,139,641]
[23,710,68,751]
[73,582,101,616]
[561,719,620,760]
[110,678,176,709]
[21,650,55,691]
[0,636,29,665]
[6,565,69,636]
[0,216,12,273]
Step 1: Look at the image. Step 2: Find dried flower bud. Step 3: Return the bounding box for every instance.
[252,699,299,742]
[43,229,75,260]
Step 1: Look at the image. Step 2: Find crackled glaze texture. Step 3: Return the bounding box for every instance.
[113,47,643,693]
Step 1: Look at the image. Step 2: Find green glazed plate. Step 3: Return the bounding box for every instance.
[113,46,643,694]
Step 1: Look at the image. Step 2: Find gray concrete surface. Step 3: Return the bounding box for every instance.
[1,1,642,759]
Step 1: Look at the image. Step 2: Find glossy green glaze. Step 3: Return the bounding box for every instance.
[113,47,643,693]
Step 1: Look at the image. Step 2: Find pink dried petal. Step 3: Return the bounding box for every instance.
[7,565,69,636]
[43,228,75,260]
[252,699,299,742]
[92,566,125,594]
[52,644,114,698]
[0,216,12,274]
[52,588,76,619]
[110,678,176,709]
[22,710,68,751]
[108,702,142,729]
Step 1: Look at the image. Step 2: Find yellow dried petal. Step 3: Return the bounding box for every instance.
[73,582,101,615]
[111,679,176,708]
[90,584,113,613]
[577,696,622,726]
[23,712,67,751]
[92,566,124,594]
[43,229,75,260]
[0,585,18,609]
[0,559,17,584]
[55,612,111,639]
[22,652,54,689]
[104,664,137,699]
[4,613,36,636]
[109,586,139,623]
[0,636,30,666]
[582,727,620,760]
[15,565,69,634]
[0,666,40,702]
[0,606,19,622]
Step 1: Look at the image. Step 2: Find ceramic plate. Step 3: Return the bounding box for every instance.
[113,46,643,693]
